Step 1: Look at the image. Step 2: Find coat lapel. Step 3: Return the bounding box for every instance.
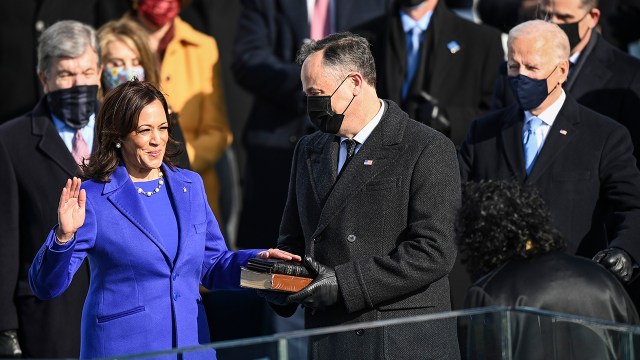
[569,34,613,97]
[105,164,171,264]
[164,166,193,263]
[335,0,357,31]
[526,98,578,183]
[312,102,404,238]
[306,133,339,208]
[500,106,527,181]
[32,98,78,177]
[384,8,406,103]
[423,4,455,95]
[279,0,309,40]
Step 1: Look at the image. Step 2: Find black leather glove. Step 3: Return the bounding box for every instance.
[594,248,634,283]
[0,329,22,358]
[256,289,291,306]
[287,256,339,310]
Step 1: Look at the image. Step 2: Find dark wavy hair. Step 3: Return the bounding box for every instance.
[81,79,181,182]
[456,180,565,280]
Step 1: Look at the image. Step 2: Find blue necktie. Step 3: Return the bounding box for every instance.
[524,117,543,174]
[402,26,422,100]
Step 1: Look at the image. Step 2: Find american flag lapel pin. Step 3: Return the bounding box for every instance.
[363,159,373,166]
[559,129,568,135]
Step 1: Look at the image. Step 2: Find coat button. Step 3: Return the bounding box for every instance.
[172,273,178,281]
[173,293,179,301]
[355,329,364,336]
[35,20,45,32]
[347,234,356,243]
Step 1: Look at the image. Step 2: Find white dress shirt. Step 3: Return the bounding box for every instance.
[337,99,386,173]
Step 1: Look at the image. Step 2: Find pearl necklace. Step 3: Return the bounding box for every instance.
[135,171,164,197]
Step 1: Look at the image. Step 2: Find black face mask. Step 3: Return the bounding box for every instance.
[307,75,355,134]
[398,0,425,7]
[555,12,590,51]
[508,66,559,110]
[46,85,98,129]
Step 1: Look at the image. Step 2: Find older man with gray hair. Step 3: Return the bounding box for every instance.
[0,20,102,357]
[491,0,640,168]
[459,20,640,307]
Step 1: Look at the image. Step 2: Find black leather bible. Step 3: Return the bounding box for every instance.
[246,258,312,278]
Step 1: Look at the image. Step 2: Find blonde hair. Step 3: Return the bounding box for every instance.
[98,18,160,88]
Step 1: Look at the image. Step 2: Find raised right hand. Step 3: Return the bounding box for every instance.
[56,177,86,243]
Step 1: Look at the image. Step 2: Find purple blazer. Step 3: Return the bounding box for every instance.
[29,163,261,359]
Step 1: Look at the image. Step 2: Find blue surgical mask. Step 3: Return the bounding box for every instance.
[508,65,559,110]
[102,66,145,92]
[306,75,355,134]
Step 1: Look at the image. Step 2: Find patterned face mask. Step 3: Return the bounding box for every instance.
[46,85,98,129]
[102,66,146,93]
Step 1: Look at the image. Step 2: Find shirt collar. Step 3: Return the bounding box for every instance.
[400,10,432,33]
[570,51,580,65]
[524,89,566,127]
[341,99,386,145]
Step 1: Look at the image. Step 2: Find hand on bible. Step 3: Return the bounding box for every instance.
[256,248,302,262]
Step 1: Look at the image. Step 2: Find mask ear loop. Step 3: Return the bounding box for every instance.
[340,94,356,116]
[331,73,356,115]
[330,74,352,97]
[545,65,561,95]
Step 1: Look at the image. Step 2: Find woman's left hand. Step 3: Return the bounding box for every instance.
[256,249,302,262]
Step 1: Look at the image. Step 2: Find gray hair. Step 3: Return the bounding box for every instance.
[37,20,101,75]
[296,32,377,86]
[508,20,569,63]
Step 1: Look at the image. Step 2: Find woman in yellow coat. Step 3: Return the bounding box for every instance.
[131,0,232,219]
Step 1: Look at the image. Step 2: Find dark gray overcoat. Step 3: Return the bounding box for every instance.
[278,100,461,360]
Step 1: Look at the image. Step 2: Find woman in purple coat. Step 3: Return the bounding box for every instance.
[28,80,299,359]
